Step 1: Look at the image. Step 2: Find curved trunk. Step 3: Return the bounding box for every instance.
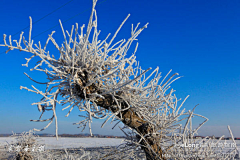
[76,83,166,160]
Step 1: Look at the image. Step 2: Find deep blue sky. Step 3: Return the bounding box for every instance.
[0,0,239,137]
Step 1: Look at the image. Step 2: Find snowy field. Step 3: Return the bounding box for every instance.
[1,137,240,155]
[0,137,125,150]
[1,138,240,159]
[1,137,240,150]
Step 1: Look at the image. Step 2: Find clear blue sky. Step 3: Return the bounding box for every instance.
[0,0,239,137]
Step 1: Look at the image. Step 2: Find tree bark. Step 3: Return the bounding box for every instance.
[75,82,166,160]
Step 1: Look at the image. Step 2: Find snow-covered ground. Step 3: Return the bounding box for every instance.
[0,137,125,150]
[1,138,240,159]
[1,137,240,153]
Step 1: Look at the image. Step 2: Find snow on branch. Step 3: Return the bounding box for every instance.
[1,0,238,159]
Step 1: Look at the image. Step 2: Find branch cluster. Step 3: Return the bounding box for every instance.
[1,0,238,159]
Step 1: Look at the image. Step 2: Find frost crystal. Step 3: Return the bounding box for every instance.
[1,0,238,159]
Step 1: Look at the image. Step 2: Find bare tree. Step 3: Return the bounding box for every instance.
[1,0,238,159]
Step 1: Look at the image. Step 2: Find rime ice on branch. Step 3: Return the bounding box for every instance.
[1,0,238,159]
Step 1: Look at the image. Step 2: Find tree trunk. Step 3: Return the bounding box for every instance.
[76,83,166,160]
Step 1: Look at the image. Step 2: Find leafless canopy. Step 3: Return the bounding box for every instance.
[1,0,238,159]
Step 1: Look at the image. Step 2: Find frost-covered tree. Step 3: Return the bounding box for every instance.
[1,0,238,159]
